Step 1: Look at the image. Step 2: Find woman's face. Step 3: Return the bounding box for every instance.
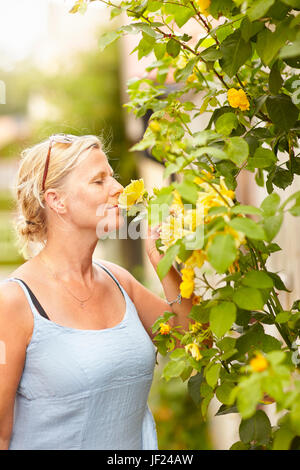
[59,147,125,237]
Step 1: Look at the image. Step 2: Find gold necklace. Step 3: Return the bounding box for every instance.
[39,254,96,309]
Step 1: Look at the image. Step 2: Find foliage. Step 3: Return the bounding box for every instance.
[72,0,300,449]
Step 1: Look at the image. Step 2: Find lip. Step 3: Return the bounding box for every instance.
[107,205,119,210]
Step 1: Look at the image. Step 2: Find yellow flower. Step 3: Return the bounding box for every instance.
[250,352,268,372]
[227,88,250,111]
[193,169,214,184]
[219,177,235,200]
[183,209,198,231]
[187,72,197,83]
[169,189,184,217]
[180,267,195,298]
[118,179,146,209]
[185,250,206,269]
[224,226,245,248]
[195,0,211,15]
[190,321,202,333]
[159,323,171,335]
[160,215,189,251]
[149,120,161,133]
[192,294,202,305]
[185,343,202,361]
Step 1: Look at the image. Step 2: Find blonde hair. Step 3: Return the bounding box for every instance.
[12,134,105,259]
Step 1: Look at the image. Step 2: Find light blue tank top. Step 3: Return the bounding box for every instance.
[1,260,158,450]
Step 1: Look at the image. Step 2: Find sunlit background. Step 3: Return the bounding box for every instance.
[0,0,213,450]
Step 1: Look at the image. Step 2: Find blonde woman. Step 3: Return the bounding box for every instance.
[0,134,192,450]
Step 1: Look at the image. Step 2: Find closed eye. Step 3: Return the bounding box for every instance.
[95,180,104,185]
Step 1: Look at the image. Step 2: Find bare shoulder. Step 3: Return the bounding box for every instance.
[0,272,33,345]
[96,259,134,298]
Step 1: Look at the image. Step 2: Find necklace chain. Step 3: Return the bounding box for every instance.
[39,254,96,308]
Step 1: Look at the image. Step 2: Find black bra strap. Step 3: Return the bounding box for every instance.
[15,278,50,321]
[14,262,121,322]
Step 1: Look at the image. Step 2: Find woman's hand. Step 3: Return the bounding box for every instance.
[145,223,164,268]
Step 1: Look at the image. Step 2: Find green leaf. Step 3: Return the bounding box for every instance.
[205,363,221,388]
[173,180,199,205]
[273,426,295,450]
[210,301,237,338]
[242,271,274,289]
[164,3,194,27]
[229,217,266,240]
[163,360,186,381]
[215,113,239,136]
[239,410,272,445]
[170,349,186,361]
[233,287,264,310]
[216,382,236,405]
[231,205,262,216]
[256,27,287,65]
[269,61,283,94]
[281,0,300,7]
[248,147,277,169]
[166,38,181,58]
[247,0,275,21]
[207,233,237,273]
[236,380,262,419]
[261,193,281,216]
[188,372,204,406]
[200,45,223,62]
[280,40,300,59]
[147,1,162,12]
[226,137,249,166]
[195,146,228,160]
[216,404,239,416]
[240,17,264,41]
[219,30,252,78]
[157,242,181,280]
[98,30,120,52]
[154,42,166,60]
[137,34,155,59]
[275,311,291,323]
[230,441,249,450]
[266,94,299,131]
[262,214,283,241]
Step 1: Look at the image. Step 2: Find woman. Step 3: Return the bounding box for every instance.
[0,134,192,450]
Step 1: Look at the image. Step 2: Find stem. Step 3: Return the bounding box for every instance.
[178,114,193,136]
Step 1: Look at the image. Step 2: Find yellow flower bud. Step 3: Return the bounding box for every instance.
[250,352,268,372]
[187,73,197,83]
[149,120,161,133]
[185,343,202,361]
[195,0,211,14]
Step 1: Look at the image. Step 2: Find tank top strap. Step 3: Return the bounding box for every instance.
[93,260,126,300]
[0,278,47,320]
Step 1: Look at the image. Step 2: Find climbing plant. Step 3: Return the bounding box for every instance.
[71,0,300,450]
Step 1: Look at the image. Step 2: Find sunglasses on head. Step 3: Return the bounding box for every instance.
[41,133,77,192]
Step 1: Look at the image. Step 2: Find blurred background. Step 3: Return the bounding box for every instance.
[0,0,299,450]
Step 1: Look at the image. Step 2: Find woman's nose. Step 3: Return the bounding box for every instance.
[111,179,124,196]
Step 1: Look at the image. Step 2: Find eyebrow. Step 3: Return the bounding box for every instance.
[91,168,114,179]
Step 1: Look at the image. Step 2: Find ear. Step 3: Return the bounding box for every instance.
[44,189,67,215]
